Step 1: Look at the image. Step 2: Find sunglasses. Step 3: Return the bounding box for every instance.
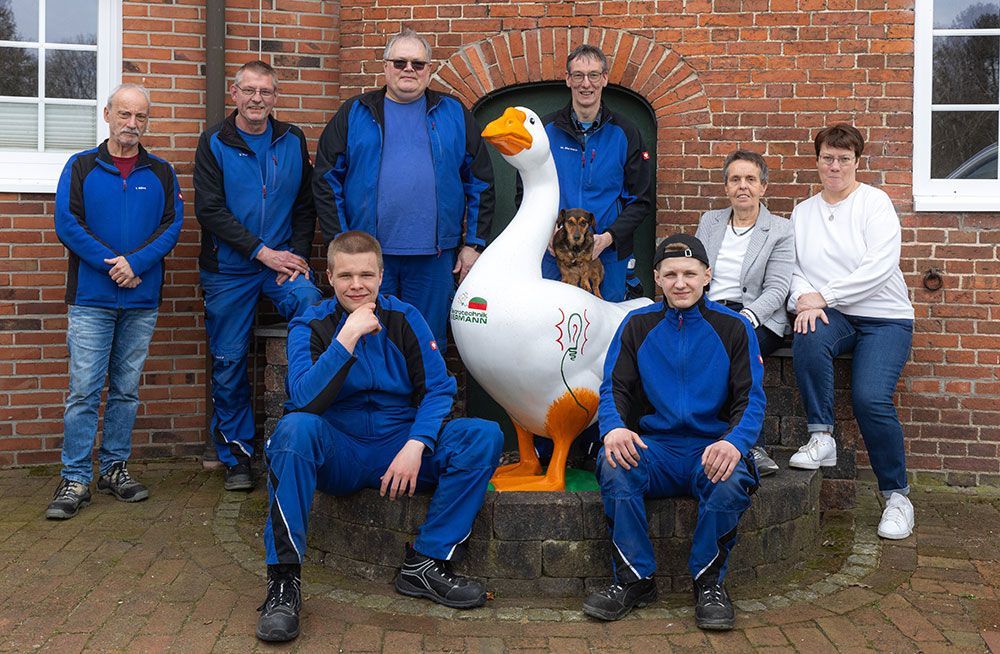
[388,58,429,72]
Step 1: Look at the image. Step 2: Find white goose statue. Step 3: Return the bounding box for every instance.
[451,106,653,491]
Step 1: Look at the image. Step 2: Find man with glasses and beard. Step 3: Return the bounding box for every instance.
[194,60,322,492]
[313,28,495,347]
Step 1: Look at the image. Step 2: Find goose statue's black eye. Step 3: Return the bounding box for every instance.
[529,117,536,124]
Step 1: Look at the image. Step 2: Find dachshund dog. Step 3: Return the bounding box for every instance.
[552,208,604,298]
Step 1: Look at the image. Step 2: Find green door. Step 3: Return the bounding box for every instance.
[467,83,657,446]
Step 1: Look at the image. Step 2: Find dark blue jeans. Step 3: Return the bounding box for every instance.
[791,308,913,496]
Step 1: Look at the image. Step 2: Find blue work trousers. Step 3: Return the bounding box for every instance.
[596,436,758,583]
[792,308,913,496]
[61,305,158,484]
[201,268,322,467]
[380,251,456,346]
[263,412,503,564]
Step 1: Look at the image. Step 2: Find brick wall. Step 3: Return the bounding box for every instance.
[2,0,998,487]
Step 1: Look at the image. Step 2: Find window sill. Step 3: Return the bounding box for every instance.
[913,194,1000,213]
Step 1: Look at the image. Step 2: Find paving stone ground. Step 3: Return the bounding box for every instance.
[1,462,998,653]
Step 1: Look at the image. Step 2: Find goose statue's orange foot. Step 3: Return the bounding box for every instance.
[450,107,653,491]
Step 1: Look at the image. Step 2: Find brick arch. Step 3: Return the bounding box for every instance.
[432,28,710,220]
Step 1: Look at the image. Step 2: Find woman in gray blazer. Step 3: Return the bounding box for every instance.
[695,149,794,474]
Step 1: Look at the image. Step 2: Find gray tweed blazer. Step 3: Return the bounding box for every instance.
[695,203,794,337]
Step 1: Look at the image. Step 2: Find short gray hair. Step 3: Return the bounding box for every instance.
[234,60,279,89]
[722,149,769,185]
[106,83,150,110]
[383,28,432,62]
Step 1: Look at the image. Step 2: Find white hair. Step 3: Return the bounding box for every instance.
[383,28,432,61]
[106,83,150,110]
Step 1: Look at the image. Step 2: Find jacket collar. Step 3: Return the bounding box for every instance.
[96,140,153,173]
[358,87,445,126]
[551,102,613,139]
[218,111,291,151]
[661,293,708,321]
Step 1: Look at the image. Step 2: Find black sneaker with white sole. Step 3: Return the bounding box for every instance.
[97,461,149,502]
[750,446,779,477]
[46,478,91,520]
[582,577,658,621]
[256,565,302,642]
[224,461,253,491]
[394,544,487,609]
[693,575,735,630]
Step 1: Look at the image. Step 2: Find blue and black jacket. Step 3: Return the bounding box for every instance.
[543,103,655,260]
[313,87,494,252]
[284,294,456,451]
[194,112,315,273]
[54,141,183,309]
[599,296,766,455]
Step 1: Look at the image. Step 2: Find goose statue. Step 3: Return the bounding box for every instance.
[450,106,653,492]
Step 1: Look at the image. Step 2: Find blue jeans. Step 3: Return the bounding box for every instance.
[201,268,322,467]
[62,305,158,484]
[791,308,913,496]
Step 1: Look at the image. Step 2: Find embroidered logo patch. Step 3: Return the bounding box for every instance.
[430,340,438,351]
[642,151,650,160]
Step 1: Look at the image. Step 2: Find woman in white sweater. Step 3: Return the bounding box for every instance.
[787,124,915,540]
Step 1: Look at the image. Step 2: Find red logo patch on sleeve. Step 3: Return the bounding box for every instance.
[641,151,650,160]
[430,340,438,351]
[758,355,764,365]
[178,191,184,200]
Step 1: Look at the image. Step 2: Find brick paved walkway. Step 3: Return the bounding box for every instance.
[1,462,998,653]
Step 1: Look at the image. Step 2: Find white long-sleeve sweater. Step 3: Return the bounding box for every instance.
[788,183,914,320]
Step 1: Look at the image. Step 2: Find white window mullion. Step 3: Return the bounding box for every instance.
[36,0,46,153]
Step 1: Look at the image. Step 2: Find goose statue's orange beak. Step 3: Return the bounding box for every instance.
[482,107,532,156]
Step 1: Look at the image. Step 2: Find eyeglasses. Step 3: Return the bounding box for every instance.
[388,59,429,72]
[819,154,856,166]
[568,71,605,84]
[235,85,275,99]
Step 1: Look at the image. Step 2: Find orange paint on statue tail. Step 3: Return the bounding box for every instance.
[491,388,599,492]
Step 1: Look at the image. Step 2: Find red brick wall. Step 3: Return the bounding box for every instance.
[2,0,998,487]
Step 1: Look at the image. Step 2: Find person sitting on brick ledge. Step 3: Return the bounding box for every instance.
[584,234,764,630]
[786,123,916,541]
[256,231,504,643]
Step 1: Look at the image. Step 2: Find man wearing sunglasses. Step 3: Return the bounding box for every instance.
[194,60,322,492]
[314,28,495,347]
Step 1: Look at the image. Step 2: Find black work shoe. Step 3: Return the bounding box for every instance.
[693,576,735,630]
[582,577,658,621]
[256,569,301,642]
[97,461,149,502]
[750,446,779,477]
[46,478,91,520]
[224,462,253,491]
[394,544,487,609]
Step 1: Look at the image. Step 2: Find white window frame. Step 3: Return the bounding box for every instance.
[913,0,1000,212]
[0,0,121,194]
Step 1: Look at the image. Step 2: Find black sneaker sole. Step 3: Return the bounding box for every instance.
[97,485,149,502]
[224,477,254,491]
[696,616,735,631]
[256,620,299,642]
[45,499,90,520]
[757,465,778,477]
[394,574,487,609]
[582,588,658,621]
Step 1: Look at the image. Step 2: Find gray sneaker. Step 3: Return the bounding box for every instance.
[750,446,778,477]
[97,461,149,502]
[46,479,91,519]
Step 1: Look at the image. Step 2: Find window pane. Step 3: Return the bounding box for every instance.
[44,103,96,150]
[0,0,39,41]
[934,0,1000,29]
[0,47,38,96]
[45,50,96,99]
[931,111,998,179]
[932,36,999,104]
[45,0,98,45]
[0,101,38,149]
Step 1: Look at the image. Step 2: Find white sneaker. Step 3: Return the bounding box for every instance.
[878,492,914,540]
[788,433,836,469]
